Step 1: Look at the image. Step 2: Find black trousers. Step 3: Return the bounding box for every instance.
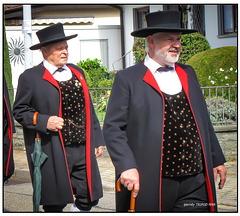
[43,142,98,212]
[161,172,210,212]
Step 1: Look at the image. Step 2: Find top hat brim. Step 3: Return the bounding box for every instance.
[131,27,197,37]
[30,34,78,50]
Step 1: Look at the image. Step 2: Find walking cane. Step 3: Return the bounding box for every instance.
[117,179,136,212]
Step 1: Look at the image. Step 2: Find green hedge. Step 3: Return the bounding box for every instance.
[4,24,13,105]
[179,33,211,64]
[76,58,108,88]
[186,46,237,87]
[132,37,146,64]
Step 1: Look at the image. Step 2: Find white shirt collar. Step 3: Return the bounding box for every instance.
[143,54,182,95]
[144,54,175,74]
[43,59,72,81]
[43,59,68,74]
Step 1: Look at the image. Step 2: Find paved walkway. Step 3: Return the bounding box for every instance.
[8,148,237,212]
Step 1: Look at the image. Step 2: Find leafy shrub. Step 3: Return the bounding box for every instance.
[4,25,13,105]
[98,79,114,88]
[186,46,237,87]
[132,38,146,64]
[77,59,115,114]
[206,97,237,124]
[207,68,237,87]
[76,58,108,87]
[78,67,92,87]
[179,33,211,64]
[97,90,111,112]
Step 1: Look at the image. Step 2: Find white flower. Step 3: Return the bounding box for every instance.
[220,68,224,72]
[230,67,233,71]
[225,76,229,79]
[208,76,211,80]
[235,69,237,73]
[210,80,215,84]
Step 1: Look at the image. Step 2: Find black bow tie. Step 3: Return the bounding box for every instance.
[52,67,65,75]
[157,66,174,72]
[56,68,65,72]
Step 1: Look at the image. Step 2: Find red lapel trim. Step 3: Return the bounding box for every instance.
[68,66,93,200]
[42,68,63,117]
[142,68,166,212]
[143,68,161,94]
[175,64,189,98]
[4,95,13,177]
[42,67,74,200]
[175,64,214,212]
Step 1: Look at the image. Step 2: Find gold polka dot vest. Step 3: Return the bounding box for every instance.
[58,73,86,145]
[162,90,203,177]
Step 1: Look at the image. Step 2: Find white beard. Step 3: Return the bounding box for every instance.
[155,48,180,65]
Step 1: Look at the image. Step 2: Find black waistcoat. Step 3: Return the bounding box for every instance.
[58,73,86,145]
[162,90,203,177]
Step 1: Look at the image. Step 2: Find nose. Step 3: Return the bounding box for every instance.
[62,48,68,56]
[173,40,181,48]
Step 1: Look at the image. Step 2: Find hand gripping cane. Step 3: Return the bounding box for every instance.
[117,179,136,212]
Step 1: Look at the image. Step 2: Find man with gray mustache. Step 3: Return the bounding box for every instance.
[104,11,226,212]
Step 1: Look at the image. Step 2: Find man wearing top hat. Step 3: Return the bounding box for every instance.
[103,11,226,212]
[13,23,105,212]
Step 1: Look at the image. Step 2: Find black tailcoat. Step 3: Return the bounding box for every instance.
[103,62,226,212]
[13,63,104,205]
[3,75,15,182]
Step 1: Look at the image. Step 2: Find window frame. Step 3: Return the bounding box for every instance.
[79,39,109,68]
[133,6,149,31]
[218,4,237,38]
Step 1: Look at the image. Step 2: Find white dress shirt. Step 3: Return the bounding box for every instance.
[43,59,72,82]
[144,54,182,95]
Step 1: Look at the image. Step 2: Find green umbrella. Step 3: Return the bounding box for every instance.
[31,112,48,212]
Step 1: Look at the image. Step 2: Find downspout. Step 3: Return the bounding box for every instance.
[110,5,126,69]
[22,5,33,70]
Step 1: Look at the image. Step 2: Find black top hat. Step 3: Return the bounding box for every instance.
[131,10,197,37]
[30,23,78,50]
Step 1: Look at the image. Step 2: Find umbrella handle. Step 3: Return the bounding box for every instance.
[33,112,39,125]
[33,112,40,138]
[117,179,136,212]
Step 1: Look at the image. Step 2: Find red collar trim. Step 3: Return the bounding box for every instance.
[175,64,189,98]
[143,68,161,94]
[68,66,93,201]
[143,65,189,97]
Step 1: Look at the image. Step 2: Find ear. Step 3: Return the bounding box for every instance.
[41,47,47,53]
[40,47,48,59]
[147,36,155,49]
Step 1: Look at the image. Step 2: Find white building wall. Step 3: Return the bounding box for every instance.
[205,5,237,49]
[5,26,25,93]
[149,5,163,12]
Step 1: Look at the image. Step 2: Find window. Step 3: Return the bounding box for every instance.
[80,39,108,68]
[133,7,149,31]
[218,5,237,36]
